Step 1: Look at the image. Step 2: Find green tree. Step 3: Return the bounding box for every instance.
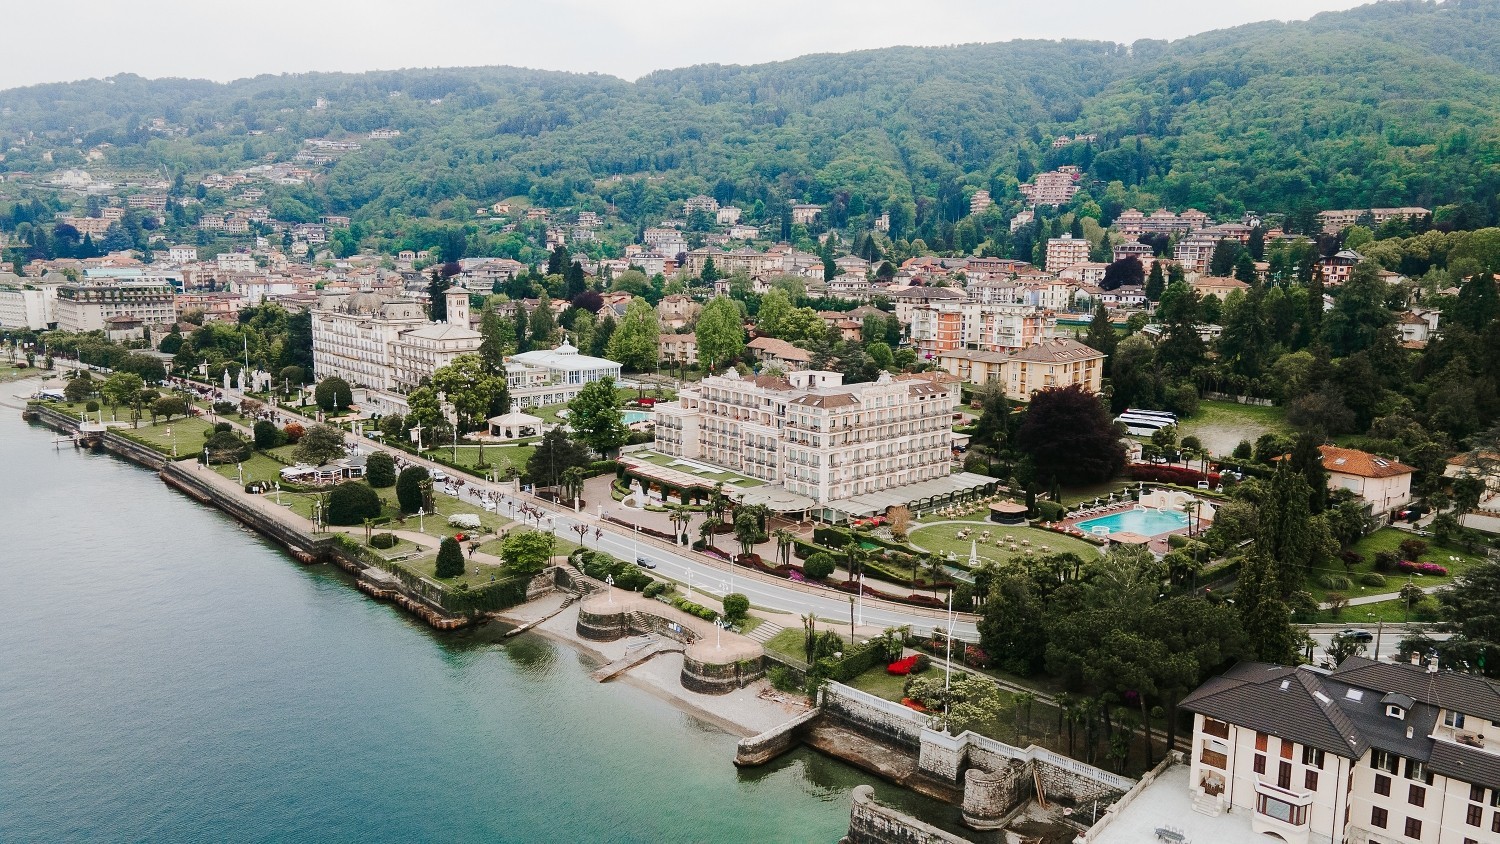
[529,294,557,347]
[395,465,433,514]
[501,529,554,575]
[294,424,347,466]
[204,429,251,464]
[325,481,382,526]
[430,354,507,434]
[1235,554,1299,664]
[1144,261,1165,302]
[605,297,660,371]
[1015,385,1126,485]
[566,378,628,456]
[722,593,750,622]
[1322,262,1395,356]
[252,419,286,450]
[478,308,510,375]
[365,451,396,487]
[1083,302,1117,357]
[803,552,836,580]
[696,296,745,371]
[314,376,352,412]
[435,536,465,578]
[525,426,593,487]
[426,267,450,322]
[152,395,188,422]
[756,288,794,337]
[101,372,144,420]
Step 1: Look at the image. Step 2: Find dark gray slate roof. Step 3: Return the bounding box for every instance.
[1180,662,1367,759]
[1330,656,1500,723]
[1429,741,1500,791]
[1320,677,1437,761]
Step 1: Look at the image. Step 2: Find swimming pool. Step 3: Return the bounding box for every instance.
[1075,507,1189,537]
[623,409,655,424]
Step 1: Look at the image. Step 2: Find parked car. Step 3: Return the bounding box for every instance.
[1340,629,1375,642]
[635,557,657,569]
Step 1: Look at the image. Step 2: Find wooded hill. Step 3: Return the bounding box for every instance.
[1,0,1497,241]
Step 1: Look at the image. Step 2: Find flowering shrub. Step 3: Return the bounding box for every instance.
[1127,464,1221,487]
[888,655,920,675]
[1397,560,1448,576]
[901,697,928,712]
[963,645,991,668]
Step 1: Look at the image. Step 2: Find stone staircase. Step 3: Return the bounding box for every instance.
[745,621,786,645]
[1191,789,1225,817]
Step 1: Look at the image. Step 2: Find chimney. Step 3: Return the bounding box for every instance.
[445,287,470,328]
[1428,655,1440,674]
[1406,726,1414,740]
[1411,653,1422,666]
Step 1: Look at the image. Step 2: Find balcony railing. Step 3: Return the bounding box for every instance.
[1199,749,1228,770]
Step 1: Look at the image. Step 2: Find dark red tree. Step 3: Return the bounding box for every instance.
[1015,384,1127,486]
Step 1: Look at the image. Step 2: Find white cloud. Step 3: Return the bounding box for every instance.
[3,0,1369,89]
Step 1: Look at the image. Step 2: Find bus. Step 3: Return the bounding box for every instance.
[1115,413,1175,436]
[1123,408,1178,423]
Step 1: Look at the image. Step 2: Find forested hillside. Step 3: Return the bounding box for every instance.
[1,0,1497,245]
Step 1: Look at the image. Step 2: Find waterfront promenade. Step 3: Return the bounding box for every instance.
[212,386,979,638]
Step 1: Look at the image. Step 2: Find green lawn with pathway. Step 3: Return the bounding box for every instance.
[907,522,1101,567]
[1305,527,1481,606]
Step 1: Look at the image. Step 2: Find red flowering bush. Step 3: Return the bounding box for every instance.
[888,655,919,675]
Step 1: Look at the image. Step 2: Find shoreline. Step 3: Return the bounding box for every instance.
[493,595,811,739]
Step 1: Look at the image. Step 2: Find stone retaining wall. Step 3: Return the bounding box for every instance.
[681,653,765,695]
[1072,753,1180,844]
[842,785,970,844]
[735,708,822,767]
[822,682,927,752]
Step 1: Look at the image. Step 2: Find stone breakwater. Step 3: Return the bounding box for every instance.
[575,592,766,696]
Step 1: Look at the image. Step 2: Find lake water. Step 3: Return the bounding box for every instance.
[0,408,956,843]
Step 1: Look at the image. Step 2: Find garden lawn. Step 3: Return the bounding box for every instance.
[908,522,1101,568]
[763,628,810,666]
[1315,597,1440,625]
[1307,527,1481,605]
[430,443,535,478]
[1059,480,1133,508]
[1177,400,1290,458]
[114,415,218,454]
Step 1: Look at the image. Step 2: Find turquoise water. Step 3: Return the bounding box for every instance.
[0,409,960,843]
[623,409,654,424]
[1076,507,1189,536]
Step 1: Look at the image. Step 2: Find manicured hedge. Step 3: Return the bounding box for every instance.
[1128,463,1222,487]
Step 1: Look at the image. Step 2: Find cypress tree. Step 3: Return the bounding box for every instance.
[435,536,465,578]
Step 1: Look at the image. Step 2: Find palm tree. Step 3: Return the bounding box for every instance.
[842,542,864,583]
[560,466,586,508]
[926,554,946,599]
[668,505,693,545]
[1013,691,1035,741]
[1055,692,1073,747]
[699,520,717,549]
[774,528,795,567]
[707,482,729,526]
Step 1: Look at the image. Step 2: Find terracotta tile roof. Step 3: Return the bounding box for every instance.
[1008,338,1106,364]
[746,336,812,362]
[1319,445,1415,478]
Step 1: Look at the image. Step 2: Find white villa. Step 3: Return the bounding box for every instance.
[504,340,623,409]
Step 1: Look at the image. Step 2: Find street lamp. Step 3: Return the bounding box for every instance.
[605,574,615,604]
[417,507,426,534]
[167,426,175,457]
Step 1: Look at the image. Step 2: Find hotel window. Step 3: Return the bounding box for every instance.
[1278,761,1292,789]
[1371,807,1388,829]
[1256,732,1269,752]
[1304,770,1319,791]
[1373,750,1399,774]
[1468,805,1483,827]
[1493,813,1500,833]
[1404,818,1421,839]
[1405,759,1433,784]
[1446,710,1468,729]
[1408,784,1425,807]
[1256,794,1307,825]
[1302,747,1324,769]
[1280,739,1294,760]
[1474,785,1487,803]
[1375,774,1391,796]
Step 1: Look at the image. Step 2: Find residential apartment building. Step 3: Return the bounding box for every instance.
[969,190,993,216]
[1322,250,1365,286]
[657,294,700,330]
[934,338,1104,399]
[1046,234,1092,272]
[0,271,65,330]
[658,333,697,366]
[791,204,822,225]
[1113,240,1156,263]
[653,369,953,504]
[1019,170,1081,206]
[1116,208,1210,237]
[906,300,1059,358]
[1175,234,1225,276]
[1182,655,1500,844]
[54,272,178,332]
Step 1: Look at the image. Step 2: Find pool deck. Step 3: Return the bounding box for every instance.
[1053,501,1209,556]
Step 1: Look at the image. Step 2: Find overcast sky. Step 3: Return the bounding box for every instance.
[6,0,1371,90]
